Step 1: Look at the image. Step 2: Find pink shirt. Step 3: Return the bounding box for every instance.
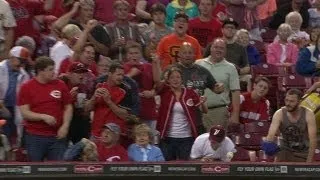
[267,41,299,65]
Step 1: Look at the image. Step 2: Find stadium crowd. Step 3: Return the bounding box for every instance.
[0,0,319,164]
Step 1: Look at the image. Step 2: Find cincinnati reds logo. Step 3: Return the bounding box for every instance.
[186,99,194,106]
[106,156,121,162]
[50,90,61,99]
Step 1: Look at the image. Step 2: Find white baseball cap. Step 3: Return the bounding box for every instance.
[10,46,30,60]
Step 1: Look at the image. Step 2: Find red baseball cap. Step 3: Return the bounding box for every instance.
[209,125,226,143]
[68,62,89,73]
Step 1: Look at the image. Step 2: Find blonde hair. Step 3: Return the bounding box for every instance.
[79,0,95,8]
[133,124,153,143]
[82,141,98,162]
[234,29,249,41]
[277,23,293,34]
[285,11,303,25]
[61,24,82,39]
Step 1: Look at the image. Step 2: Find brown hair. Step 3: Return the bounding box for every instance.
[125,41,142,54]
[113,0,130,9]
[286,88,303,100]
[165,67,183,81]
[34,56,55,75]
[254,76,271,87]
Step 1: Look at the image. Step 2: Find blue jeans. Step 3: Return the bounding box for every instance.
[25,133,67,161]
[3,106,16,140]
[159,137,194,161]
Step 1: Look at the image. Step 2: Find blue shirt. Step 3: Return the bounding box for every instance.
[128,144,165,162]
[4,61,19,107]
[247,45,261,65]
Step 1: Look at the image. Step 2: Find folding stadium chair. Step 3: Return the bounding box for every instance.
[232,133,265,151]
[278,74,308,91]
[314,149,320,161]
[227,123,244,136]
[232,146,250,161]
[277,74,309,107]
[261,28,277,43]
[251,63,280,81]
[243,121,271,136]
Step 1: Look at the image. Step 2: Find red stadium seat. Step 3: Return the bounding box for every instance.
[232,133,265,150]
[278,74,309,91]
[251,63,280,78]
[314,149,320,161]
[232,146,250,161]
[227,123,244,136]
[243,121,271,136]
[261,28,277,43]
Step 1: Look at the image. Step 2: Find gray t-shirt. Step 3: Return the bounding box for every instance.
[279,107,309,153]
[165,63,217,96]
[226,43,249,68]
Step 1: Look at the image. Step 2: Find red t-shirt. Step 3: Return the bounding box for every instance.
[18,78,72,136]
[188,17,223,48]
[123,62,157,120]
[45,0,66,17]
[58,58,98,76]
[7,0,45,43]
[92,83,126,137]
[96,141,128,162]
[239,92,270,124]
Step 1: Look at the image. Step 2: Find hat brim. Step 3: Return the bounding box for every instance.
[103,125,120,134]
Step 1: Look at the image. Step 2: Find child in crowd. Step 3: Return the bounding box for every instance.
[128,123,164,162]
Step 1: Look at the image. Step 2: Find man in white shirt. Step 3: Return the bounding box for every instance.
[190,125,236,162]
[50,24,80,74]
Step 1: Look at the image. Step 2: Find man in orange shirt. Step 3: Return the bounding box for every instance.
[157,12,202,70]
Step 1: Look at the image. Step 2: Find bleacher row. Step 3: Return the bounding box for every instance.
[226,120,320,162]
[222,26,320,162]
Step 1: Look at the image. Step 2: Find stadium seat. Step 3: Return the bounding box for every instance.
[278,74,309,92]
[243,121,271,136]
[251,63,280,78]
[314,149,320,161]
[232,146,250,161]
[261,29,277,43]
[227,123,244,135]
[233,133,265,150]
